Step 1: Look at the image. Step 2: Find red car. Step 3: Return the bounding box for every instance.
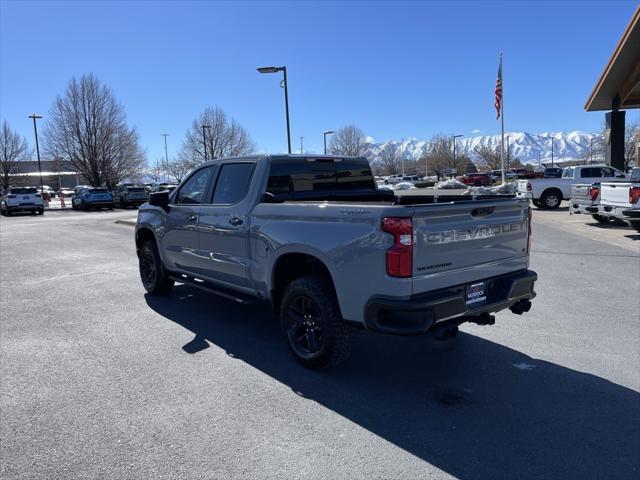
[457,173,493,187]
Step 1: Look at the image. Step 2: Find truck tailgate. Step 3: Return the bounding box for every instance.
[571,184,594,204]
[601,182,631,207]
[411,199,530,295]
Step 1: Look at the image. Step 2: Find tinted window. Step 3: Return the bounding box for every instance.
[267,161,375,198]
[177,166,214,205]
[212,163,255,204]
[630,169,640,182]
[127,187,146,192]
[9,188,38,194]
[580,167,602,178]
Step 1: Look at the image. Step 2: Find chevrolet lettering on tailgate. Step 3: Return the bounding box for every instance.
[425,222,524,244]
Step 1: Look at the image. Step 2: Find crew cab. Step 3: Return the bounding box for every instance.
[597,167,640,231]
[0,187,44,216]
[135,155,537,369]
[516,164,625,209]
[569,183,609,223]
[113,185,149,208]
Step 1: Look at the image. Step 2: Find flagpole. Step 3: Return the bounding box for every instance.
[500,53,505,185]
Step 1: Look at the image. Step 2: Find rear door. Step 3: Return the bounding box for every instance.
[411,199,529,294]
[196,161,256,287]
[161,165,215,272]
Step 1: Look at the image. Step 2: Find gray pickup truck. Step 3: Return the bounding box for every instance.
[135,155,537,368]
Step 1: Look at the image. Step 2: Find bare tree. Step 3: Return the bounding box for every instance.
[328,125,371,157]
[166,157,195,183]
[43,73,146,188]
[178,107,254,163]
[624,121,639,171]
[474,143,502,170]
[376,143,399,174]
[0,121,31,191]
[419,134,473,178]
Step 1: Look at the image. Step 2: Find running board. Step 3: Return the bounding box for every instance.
[169,274,257,304]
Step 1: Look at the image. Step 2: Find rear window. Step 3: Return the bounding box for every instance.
[267,161,375,198]
[630,169,640,182]
[89,188,109,194]
[9,188,38,194]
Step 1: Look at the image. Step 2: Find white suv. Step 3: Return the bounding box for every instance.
[1,187,45,216]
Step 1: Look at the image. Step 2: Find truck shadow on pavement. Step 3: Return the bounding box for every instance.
[145,286,640,480]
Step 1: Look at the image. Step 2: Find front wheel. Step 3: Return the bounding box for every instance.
[540,190,562,209]
[281,275,352,369]
[139,240,174,295]
[37,208,44,215]
[592,214,609,224]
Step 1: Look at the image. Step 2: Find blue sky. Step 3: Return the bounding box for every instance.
[1,0,638,162]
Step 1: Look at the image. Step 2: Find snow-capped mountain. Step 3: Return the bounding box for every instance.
[367,131,600,166]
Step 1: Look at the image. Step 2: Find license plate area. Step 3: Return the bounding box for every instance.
[466,282,487,306]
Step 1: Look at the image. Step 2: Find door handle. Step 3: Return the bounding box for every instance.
[186,214,197,222]
[229,217,243,226]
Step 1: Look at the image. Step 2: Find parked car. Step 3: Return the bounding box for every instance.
[516,164,625,209]
[71,187,114,211]
[544,167,563,178]
[597,167,640,231]
[569,183,607,223]
[402,175,423,182]
[113,185,149,208]
[0,187,44,216]
[490,170,518,182]
[135,154,537,369]
[154,184,177,193]
[384,174,404,185]
[458,173,492,187]
[57,187,75,198]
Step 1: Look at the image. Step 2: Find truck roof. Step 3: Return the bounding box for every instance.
[200,154,369,165]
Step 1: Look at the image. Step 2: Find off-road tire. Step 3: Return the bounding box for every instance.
[540,189,562,209]
[139,240,174,295]
[591,214,609,224]
[37,208,44,215]
[281,275,352,369]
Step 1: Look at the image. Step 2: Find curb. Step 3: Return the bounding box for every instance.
[115,220,137,227]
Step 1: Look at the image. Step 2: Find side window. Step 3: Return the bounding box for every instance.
[600,167,615,177]
[562,168,574,179]
[176,166,214,205]
[580,167,599,178]
[212,163,255,204]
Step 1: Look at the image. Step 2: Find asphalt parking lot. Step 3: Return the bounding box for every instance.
[1,208,639,479]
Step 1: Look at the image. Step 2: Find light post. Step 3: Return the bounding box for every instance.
[28,114,44,195]
[551,137,555,167]
[299,136,304,154]
[423,141,434,178]
[400,138,405,176]
[257,65,291,154]
[452,134,464,173]
[161,133,169,182]
[323,130,334,155]
[201,125,211,161]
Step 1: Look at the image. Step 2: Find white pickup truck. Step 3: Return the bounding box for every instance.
[597,167,640,232]
[516,165,625,209]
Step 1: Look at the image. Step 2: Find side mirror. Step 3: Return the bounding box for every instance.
[149,191,170,209]
[261,192,278,203]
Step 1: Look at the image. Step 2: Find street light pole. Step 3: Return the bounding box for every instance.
[257,65,291,154]
[201,125,211,161]
[28,114,44,195]
[452,134,464,174]
[323,130,335,155]
[551,137,554,167]
[299,136,304,154]
[161,133,169,182]
[400,138,405,176]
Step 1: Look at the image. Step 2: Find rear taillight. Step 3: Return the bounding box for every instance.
[526,182,532,192]
[630,186,640,205]
[589,186,600,202]
[527,207,532,253]
[382,217,413,277]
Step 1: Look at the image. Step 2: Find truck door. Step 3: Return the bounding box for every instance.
[161,165,215,273]
[196,162,256,287]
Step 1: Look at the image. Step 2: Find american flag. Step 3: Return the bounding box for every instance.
[495,61,502,119]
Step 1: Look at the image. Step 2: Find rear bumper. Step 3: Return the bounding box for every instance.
[5,203,42,211]
[86,201,113,207]
[622,209,640,218]
[516,192,533,200]
[364,269,537,335]
[570,202,598,214]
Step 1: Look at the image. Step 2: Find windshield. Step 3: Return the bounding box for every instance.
[9,188,38,195]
